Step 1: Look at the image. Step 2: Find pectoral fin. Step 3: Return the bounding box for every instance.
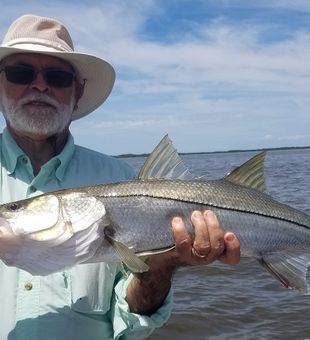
[259,252,310,295]
[106,235,149,274]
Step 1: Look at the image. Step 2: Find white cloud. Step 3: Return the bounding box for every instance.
[1,1,310,153]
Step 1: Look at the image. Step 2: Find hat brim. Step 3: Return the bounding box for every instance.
[0,46,115,120]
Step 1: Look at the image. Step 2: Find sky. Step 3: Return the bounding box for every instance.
[1,0,310,155]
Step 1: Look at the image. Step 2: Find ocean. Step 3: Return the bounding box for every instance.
[124,148,310,340]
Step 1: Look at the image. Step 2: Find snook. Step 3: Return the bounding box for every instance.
[0,136,310,294]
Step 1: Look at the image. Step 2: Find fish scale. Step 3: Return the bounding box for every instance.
[1,135,310,294]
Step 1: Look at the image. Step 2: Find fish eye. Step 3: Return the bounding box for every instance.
[6,202,22,212]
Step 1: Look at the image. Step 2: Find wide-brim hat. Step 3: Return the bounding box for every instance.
[0,14,115,120]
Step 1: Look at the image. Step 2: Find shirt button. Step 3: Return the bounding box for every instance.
[22,157,28,164]
[24,282,33,291]
[29,186,37,193]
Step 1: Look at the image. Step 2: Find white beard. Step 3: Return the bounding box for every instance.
[1,92,75,137]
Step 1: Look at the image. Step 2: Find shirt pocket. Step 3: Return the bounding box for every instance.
[69,263,119,315]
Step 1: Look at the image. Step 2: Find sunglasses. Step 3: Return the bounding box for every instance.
[0,64,76,88]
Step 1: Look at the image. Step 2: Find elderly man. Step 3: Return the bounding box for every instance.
[0,14,240,340]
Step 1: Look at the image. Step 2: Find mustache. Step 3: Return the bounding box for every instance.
[19,93,59,108]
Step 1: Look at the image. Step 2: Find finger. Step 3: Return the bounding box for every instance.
[218,232,240,265]
[204,210,224,258]
[191,210,210,257]
[171,216,192,252]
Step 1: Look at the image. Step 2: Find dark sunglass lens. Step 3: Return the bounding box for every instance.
[45,70,74,87]
[5,65,35,84]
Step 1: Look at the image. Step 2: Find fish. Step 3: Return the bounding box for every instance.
[0,135,310,295]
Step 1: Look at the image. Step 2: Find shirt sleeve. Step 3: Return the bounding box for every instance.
[110,272,173,340]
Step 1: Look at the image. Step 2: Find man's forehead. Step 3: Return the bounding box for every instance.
[1,53,73,69]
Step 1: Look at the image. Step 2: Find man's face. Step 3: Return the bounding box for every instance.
[0,53,80,139]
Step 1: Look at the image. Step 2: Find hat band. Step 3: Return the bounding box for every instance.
[3,38,73,52]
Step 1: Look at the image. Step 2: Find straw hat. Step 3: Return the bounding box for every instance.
[0,14,115,120]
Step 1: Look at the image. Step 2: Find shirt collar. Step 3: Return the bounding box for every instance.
[54,132,75,180]
[1,128,25,175]
[1,128,75,180]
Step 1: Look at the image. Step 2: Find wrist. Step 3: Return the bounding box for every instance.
[145,250,182,274]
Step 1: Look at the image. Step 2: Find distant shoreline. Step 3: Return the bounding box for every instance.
[115,145,310,158]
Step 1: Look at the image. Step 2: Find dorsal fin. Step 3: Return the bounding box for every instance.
[225,151,266,192]
[138,134,193,180]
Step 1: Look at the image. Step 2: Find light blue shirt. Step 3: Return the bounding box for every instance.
[0,128,172,340]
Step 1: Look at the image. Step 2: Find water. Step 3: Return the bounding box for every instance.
[124,149,310,339]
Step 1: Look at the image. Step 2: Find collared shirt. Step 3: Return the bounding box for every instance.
[0,128,172,340]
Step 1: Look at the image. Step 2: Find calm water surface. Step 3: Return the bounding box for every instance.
[124,149,310,340]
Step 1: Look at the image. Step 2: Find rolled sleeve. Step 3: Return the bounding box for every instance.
[111,273,173,340]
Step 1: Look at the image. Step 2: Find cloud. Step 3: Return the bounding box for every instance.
[1,1,310,153]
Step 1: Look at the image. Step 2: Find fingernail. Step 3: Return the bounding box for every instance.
[225,233,235,242]
[205,210,215,219]
[172,216,182,225]
[191,211,202,220]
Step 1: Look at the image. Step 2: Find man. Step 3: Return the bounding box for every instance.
[0,14,240,340]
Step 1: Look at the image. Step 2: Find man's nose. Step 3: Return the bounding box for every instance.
[30,72,50,92]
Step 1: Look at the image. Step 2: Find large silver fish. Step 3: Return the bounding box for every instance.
[0,136,310,294]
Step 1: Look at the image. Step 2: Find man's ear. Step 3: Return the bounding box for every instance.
[74,80,85,110]
[0,75,4,113]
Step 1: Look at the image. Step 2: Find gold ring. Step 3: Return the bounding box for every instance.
[192,248,207,258]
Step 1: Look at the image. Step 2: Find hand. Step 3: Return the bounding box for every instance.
[145,209,240,271]
[171,210,240,267]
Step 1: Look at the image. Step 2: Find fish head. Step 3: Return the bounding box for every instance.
[0,195,60,240]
